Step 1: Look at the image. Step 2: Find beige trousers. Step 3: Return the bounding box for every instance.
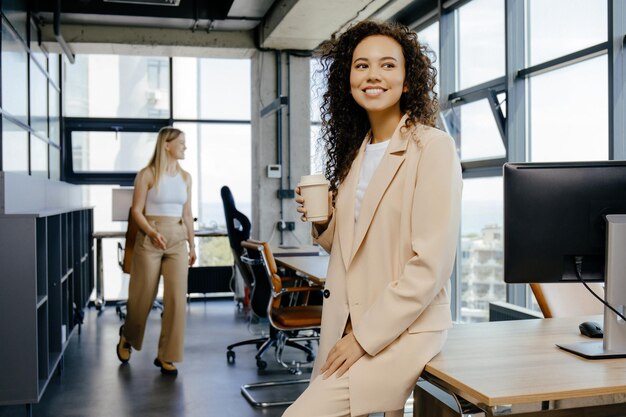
[282,372,404,417]
[122,217,189,363]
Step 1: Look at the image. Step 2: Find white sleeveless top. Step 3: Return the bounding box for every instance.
[145,172,188,217]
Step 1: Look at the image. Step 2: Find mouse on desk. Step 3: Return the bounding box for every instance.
[579,321,603,338]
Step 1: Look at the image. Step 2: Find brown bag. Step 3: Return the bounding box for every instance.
[122,209,140,274]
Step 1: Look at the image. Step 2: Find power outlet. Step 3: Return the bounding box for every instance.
[277,221,295,231]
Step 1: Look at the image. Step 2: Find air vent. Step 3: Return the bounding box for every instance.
[103,0,181,5]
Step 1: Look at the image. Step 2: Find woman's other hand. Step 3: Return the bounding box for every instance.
[149,230,167,250]
[319,332,366,379]
[188,247,197,267]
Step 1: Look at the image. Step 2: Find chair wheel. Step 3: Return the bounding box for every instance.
[256,359,267,370]
[226,350,235,364]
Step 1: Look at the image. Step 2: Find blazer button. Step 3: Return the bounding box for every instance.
[323,289,330,299]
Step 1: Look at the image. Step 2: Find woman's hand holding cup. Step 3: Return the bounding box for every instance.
[296,174,332,225]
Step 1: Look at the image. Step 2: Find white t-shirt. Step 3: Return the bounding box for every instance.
[355,139,390,223]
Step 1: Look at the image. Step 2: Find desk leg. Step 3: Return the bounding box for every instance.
[95,238,105,311]
[413,380,462,417]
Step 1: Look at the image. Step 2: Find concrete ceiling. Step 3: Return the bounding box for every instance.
[35,0,416,58]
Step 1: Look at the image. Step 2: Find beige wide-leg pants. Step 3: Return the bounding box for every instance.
[282,372,404,417]
[122,216,189,363]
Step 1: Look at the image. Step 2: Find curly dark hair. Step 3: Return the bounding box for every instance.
[315,20,438,193]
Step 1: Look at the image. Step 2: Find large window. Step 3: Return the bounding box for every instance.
[29,59,48,138]
[460,177,504,322]
[173,58,250,121]
[457,0,505,90]
[421,0,612,318]
[310,58,325,174]
[455,99,505,162]
[71,131,158,173]
[2,118,28,174]
[417,22,439,95]
[174,122,251,226]
[527,0,607,66]
[64,55,171,118]
[1,16,28,125]
[528,57,608,162]
[1,9,59,179]
[62,56,252,300]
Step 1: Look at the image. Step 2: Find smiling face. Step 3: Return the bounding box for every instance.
[350,35,407,118]
[165,133,187,160]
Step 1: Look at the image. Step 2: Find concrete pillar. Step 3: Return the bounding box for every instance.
[251,51,311,246]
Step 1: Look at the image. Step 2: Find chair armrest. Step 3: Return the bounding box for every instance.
[280,276,299,282]
[272,286,323,299]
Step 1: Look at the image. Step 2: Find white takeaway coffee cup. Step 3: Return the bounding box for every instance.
[298,174,330,222]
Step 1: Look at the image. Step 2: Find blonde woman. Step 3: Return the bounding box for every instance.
[116,127,196,375]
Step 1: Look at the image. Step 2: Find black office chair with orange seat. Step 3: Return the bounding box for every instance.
[237,239,322,373]
[237,239,323,408]
[220,185,253,306]
[221,186,274,364]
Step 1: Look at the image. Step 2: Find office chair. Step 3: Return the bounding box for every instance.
[237,239,322,408]
[222,185,275,364]
[235,239,321,372]
[220,186,253,305]
[529,282,604,318]
[114,209,163,320]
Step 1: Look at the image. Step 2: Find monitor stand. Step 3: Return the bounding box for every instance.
[557,215,626,359]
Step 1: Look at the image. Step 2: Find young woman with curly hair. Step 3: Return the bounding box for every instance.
[285,20,462,417]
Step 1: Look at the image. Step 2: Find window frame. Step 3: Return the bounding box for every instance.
[62,117,170,185]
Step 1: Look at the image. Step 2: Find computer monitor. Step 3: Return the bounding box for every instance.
[112,188,134,221]
[504,161,626,359]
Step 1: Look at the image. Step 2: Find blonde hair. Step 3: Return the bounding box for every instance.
[147,126,183,192]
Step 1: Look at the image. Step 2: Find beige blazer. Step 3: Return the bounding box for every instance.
[312,115,462,415]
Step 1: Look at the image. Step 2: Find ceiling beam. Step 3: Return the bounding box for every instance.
[40,24,256,58]
[259,0,396,51]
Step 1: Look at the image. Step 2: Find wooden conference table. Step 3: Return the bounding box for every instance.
[270,255,626,416]
[274,254,329,285]
[92,228,227,309]
[415,315,626,417]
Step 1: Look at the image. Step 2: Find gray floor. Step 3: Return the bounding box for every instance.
[0,299,314,417]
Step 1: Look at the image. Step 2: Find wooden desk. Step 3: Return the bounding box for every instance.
[275,255,329,285]
[271,244,320,257]
[416,315,626,416]
[92,228,227,309]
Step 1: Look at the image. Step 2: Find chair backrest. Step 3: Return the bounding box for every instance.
[530,282,604,318]
[240,240,272,318]
[258,241,283,310]
[220,185,253,286]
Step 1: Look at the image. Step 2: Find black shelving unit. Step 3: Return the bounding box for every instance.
[0,208,93,415]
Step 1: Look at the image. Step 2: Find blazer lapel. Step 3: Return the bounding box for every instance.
[350,117,409,264]
[336,137,368,271]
